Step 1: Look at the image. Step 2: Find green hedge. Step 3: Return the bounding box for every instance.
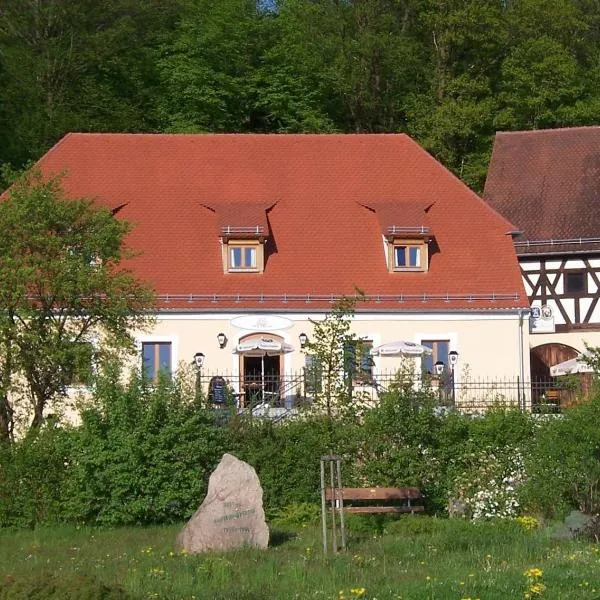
[2,367,599,529]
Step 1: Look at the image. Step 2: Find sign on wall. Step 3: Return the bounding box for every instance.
[231,315,294,332]
[530,305,555,334]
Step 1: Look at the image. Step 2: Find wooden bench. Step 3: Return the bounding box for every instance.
[325,487,424,514]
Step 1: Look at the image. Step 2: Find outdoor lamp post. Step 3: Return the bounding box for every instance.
[434,360,445,404]
[193,352,205,403]
[448,350,459,405]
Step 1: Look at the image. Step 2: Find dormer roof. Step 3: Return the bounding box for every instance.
[362,200,431,239]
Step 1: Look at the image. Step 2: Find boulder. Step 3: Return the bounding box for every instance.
[176,453,269,553]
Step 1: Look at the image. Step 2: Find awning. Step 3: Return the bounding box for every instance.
[370,341,433,357]
[550,353,594,377]
[233,337,294,356]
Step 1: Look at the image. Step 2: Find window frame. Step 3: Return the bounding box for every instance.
[141,340,174,383]
[564,270,587,296]
[222,239,264,273]
[344,339,374,384]
[420,339,450,375]
[387,238,428,272]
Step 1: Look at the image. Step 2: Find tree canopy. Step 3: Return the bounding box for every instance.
[0,171,155,441]
[2,0,600,191]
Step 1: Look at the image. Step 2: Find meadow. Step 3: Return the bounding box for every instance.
[1,516,599,600]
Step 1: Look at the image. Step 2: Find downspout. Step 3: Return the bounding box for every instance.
[518,308,529,410]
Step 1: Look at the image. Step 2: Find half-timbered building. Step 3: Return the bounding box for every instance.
[484,126,600,383]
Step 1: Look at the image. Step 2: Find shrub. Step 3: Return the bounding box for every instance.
[230,415,361,510]
[448,446,526,519]
[269,502,320,528]
[523,395,600,518]
[0,426,69,528]
[59,364,230,525]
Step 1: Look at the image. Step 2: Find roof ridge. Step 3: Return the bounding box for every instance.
[496,125,600,137]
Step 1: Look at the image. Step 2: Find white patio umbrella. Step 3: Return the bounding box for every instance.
[233,337,294,401]
[550,353,594,377]
[370,340,433,357]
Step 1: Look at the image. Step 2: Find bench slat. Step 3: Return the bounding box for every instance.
[325,487,422,501]
[343,505,425,514]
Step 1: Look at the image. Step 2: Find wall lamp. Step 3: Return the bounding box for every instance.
[217,332,227,348]
[193,352,205,369]
[434,360,445,376]
[299,332,308,347]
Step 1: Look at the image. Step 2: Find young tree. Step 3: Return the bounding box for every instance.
[0,170,155,440]
[302,294,370,442]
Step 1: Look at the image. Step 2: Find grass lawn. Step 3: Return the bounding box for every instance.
[0,516,599,599]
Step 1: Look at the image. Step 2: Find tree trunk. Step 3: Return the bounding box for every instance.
[0,394,13,443]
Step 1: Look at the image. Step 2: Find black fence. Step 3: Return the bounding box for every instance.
[197,370,593,414]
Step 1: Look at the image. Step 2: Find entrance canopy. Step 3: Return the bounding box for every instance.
[233,337,294,356]
[370,341,432,357]
[550,353,594,377]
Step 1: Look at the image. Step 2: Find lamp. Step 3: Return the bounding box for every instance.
[193,352,205,369]
[217,332,227,348]
[299,332,308,347]
[448,350,459,367]
[434,360,445,376]
[448,350,458,405]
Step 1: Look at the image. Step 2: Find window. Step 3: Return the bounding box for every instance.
[222,240,264,273]
[344,340,374,383]
[142,342,172,382]
[565,271,586,295]
[421,340,449,374]
[229,245,257,270]
[387,238,428,272]
[394,245,421,269]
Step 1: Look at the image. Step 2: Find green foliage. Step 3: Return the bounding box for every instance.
[59,364,229,526]
[269,502,320,528]
[0,427,68,528]
[523,396,600,518]
[302,294,369,430]
[230,415,361,510]
[0,170,155,438]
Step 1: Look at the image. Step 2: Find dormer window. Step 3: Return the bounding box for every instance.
[204,201,274,274]
[228,241,260,272]
[361,201,432,274]
[391,240,426,271]
[221,228,265,273]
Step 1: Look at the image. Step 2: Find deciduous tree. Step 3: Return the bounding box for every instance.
[0,170,155,440]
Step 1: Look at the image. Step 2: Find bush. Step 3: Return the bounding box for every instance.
[230,415,361,511]
[59,364,230,525]
[0,426,69,528]
[523,395,600,518]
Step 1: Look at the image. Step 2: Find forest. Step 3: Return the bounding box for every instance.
[1,0,600,192]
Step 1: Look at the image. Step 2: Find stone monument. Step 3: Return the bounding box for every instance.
[176,453,269,553]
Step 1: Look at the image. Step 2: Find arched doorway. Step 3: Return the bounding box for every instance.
[236,333,287,407]
[530,343,581,409]
[530,343,580,379]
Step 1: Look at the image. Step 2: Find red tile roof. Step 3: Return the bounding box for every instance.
[36,133,526,310]
[484,127,600,256]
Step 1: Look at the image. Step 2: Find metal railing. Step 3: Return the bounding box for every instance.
[197,370,594,415]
